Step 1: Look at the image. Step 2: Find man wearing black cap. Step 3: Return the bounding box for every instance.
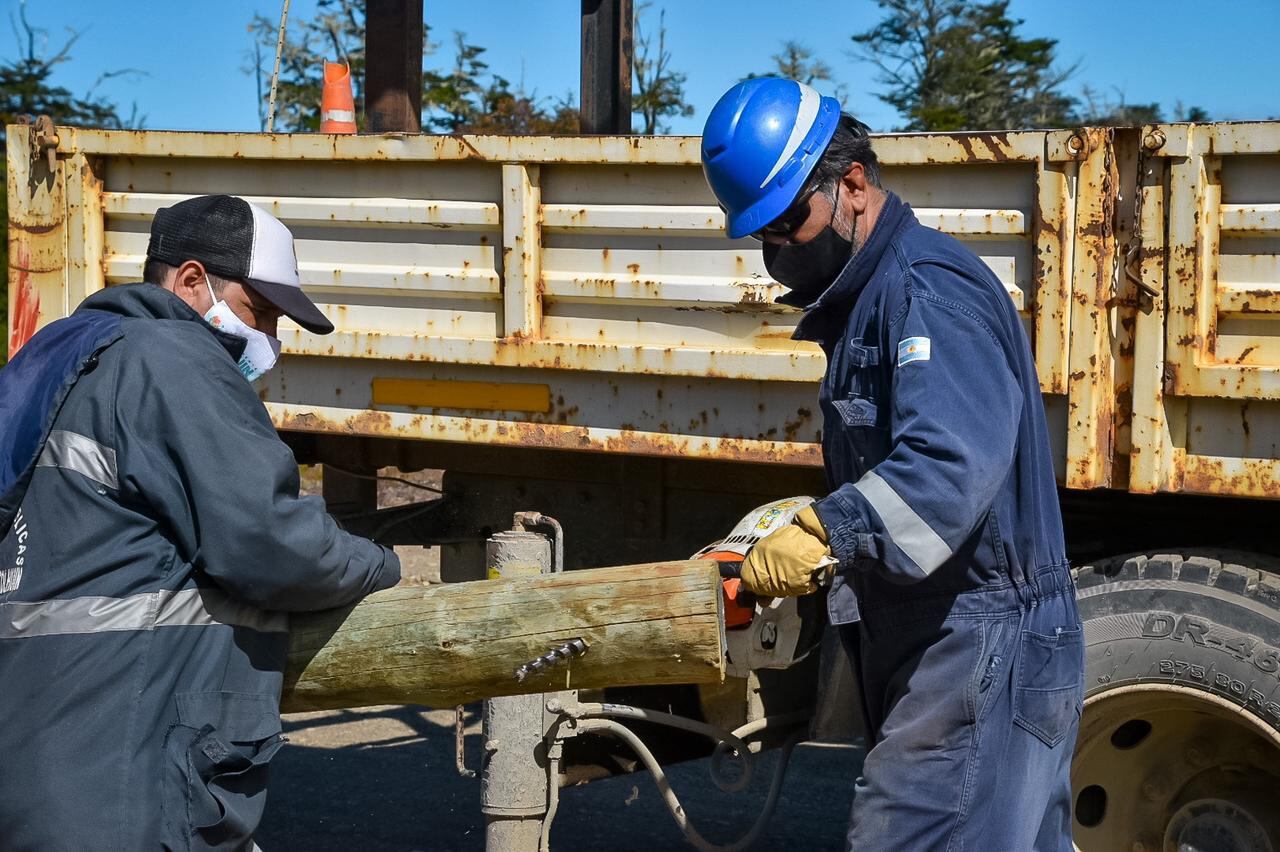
[144,194,336,343]
[0,195,400,850]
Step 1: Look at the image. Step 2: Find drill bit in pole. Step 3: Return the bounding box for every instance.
[513,638,588,683]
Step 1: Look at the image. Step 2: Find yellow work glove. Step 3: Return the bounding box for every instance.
[793,505,829,544]
[741,506,834,597]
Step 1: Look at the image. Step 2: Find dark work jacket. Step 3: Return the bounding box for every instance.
[0,284,400,851]
[788,194,1067,625]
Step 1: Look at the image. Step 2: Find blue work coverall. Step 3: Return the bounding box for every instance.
[790,193,1084,850]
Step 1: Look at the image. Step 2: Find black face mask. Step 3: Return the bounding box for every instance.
[762,225,854,304]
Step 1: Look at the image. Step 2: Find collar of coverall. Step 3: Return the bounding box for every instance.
[785,191,913,344]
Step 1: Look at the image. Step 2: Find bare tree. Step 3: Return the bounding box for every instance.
[632,3,693,134]
[753,41,834,86]
[744,40,847,102]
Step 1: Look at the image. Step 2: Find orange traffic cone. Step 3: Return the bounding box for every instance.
[320,62,357,133]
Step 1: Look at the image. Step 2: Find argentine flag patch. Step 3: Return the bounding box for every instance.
[898,336,931,366]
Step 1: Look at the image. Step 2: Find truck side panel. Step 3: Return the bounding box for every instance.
[10,127,1080,475]
[1131,123,1280,498]
[9,124,1276,498]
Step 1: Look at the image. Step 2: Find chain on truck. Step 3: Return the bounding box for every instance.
[7,2,1280,849]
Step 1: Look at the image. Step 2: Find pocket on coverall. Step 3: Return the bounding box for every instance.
[162,692,285,851]
[1012,626,1084,748]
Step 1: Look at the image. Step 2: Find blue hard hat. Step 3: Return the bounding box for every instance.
[701,78,842,239]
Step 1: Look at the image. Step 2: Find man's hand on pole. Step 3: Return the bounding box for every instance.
[741,506,836,597]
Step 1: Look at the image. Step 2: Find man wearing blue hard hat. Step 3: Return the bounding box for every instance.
[702,78,1082,850]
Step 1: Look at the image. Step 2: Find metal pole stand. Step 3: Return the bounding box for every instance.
[477,513,807,851]
[482,514,572,852]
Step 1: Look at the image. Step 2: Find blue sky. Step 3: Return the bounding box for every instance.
[6,0,1277,133]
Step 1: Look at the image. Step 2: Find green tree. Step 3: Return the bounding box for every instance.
[852,0,1076,131]
[1,2,143,147]
[247,11,577,134]
[422,33,579,133]
[421,32,489,132]
[458,79,579,134]
[1180,105,1211,123]
[632,3,693,134]
[247,0,367,132]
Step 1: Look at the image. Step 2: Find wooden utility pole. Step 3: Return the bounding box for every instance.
[365,0,424,132]
[282,560,725,711]
[580,0,634,133]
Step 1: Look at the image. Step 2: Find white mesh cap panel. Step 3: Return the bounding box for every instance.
[246,201,300,288]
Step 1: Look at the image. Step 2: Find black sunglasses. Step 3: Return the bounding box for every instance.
[751,183,824,241]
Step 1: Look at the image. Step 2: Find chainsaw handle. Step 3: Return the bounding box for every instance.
[717,560,744,580]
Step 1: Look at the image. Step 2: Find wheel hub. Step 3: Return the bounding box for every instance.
[1166,799,1273,852]
[1071,685,1280,852]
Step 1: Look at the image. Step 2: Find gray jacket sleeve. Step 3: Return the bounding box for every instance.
[117,326,400,611]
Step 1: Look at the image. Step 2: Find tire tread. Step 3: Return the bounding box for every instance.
[1072,548,1280,619]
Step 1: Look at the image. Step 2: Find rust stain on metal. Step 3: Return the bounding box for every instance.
[782,407,814,442]
[1235,345,1259,364]
[10,220,61,236]
[1114,386,1133,431]
[452,135,485,160]
[972,132,1013,162]
[277,409,395,435]
[273,407,823,467]
[1064,128,1118,490]
[8,245,40,357]
[1181,458,1280,499]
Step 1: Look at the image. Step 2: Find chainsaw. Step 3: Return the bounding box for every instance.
[692,497,832,678]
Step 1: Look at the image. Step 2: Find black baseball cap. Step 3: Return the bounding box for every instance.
[146,194,334,334]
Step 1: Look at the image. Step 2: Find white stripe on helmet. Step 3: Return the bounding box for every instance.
[758,82,821,189]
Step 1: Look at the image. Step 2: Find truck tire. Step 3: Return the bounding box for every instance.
[1070,551,1280,852]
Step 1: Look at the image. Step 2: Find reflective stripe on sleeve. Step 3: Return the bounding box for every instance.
[36,429,118,489]
[853,471,953,575]
[0,588,288,639]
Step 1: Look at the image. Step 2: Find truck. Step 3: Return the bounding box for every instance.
[8,117,1280,850]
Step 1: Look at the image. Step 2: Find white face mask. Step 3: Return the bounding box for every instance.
[202,277,282,383]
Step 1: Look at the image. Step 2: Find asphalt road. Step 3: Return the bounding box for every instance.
[256,705,863,851]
